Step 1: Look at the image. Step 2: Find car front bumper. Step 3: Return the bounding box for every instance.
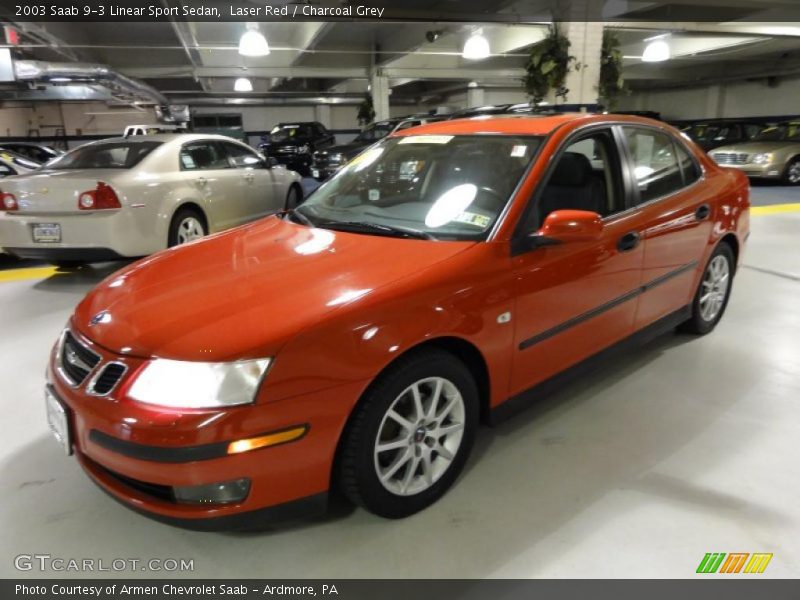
[715,162,784,179]
[46,329,364,529]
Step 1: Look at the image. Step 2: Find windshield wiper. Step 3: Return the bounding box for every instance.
[316,220,435,240]
[280,208,315,227]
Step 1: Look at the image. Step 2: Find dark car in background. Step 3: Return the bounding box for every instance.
[0,142,63,165]
[681,120,762,152]
[258,122,335,175]
[310,115,446,181]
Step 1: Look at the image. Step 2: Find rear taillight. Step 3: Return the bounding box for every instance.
[1,192,18,211]
[77,182,121,210]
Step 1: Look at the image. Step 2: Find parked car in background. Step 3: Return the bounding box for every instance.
[681,120,762,152]
[258,122,335,175]
[0,150,40,177]
[0,134,302,266]
[0,142,63,165]
[43,114,748,528]
[310,114,447,181]
[709,121,800,184]
[123,124,187,137]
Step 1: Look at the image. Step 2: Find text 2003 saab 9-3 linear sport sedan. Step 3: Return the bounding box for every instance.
[44,114,749,529]
[0,133,303,266]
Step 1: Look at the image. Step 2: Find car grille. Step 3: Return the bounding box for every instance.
[88,362,127,395]
[60,331,101,385]
[92,459,175,503]
[713,152,749,165]
[313,152,343,168]
[276,146,297,154]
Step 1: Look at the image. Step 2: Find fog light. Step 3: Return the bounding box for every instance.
[173,478,250,505]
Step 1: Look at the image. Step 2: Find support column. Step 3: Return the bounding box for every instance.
[314,103,331,128]
[466,85,485,108]
[552,0,603,111]
[370,70,390,121]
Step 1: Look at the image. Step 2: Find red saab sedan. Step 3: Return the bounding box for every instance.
[43,114,749,528]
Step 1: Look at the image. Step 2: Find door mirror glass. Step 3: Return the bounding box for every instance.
[534,209,603,243]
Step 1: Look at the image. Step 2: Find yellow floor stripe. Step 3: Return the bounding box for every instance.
[0,266,60,283]
[751,203,800,216]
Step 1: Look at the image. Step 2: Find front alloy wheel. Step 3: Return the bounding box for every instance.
[338,349,478,518]
[374,377,466,497]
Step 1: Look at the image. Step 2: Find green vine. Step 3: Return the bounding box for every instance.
[357,92,375,126]
[598,29,628,109]
[523,24,576,107]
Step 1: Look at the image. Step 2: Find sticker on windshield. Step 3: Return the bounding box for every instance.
[399,135,453,145]
[454,212,492,228]
[368,189,381,201]
[510,145,528,158]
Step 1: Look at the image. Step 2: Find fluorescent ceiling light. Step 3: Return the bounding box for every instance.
[234,77,253,92]
[642,39,670,62]
[462,31,490,60]
[239,23,269,57]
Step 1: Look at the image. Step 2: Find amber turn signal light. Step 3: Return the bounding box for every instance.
[227,425,308,455]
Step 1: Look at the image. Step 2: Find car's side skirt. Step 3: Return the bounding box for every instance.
[490,304,692,425]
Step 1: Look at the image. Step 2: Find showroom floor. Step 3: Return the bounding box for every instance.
[0,186,798,579]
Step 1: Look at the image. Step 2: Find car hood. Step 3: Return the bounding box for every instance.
[73,216,472,361]
[711,141,800,154]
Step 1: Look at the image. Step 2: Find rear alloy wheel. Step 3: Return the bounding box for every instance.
[783,158,800,185]
[680,242,734,335]
[168,209,207,247]
[338,349,478,518]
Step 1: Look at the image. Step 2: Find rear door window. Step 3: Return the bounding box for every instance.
[623,127,685,203]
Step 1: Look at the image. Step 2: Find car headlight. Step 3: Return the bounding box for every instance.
[752,153,773,164]
[297,144,310,154]
[329,153,344,164]
[128,358,271,409]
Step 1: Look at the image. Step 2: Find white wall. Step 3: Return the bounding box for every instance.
[619,74,800,120]
[0,101,159,138]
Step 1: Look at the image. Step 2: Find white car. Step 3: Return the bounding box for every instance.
[0,134,303,266]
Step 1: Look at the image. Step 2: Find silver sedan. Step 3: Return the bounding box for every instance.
[0,133,303,265]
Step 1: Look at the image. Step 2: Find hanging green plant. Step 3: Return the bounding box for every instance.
[599,29,628,110]
[523,24,575,108]
[357,92,375,126]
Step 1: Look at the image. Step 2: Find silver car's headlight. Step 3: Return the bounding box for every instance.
[752,153,773,164]
[128,358,271,409]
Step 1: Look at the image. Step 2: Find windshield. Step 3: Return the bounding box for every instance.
[47,141,162,169]
[295,134,542,241]
[754,123,800,142]
[269,124,313,142]
[355,122,395,143]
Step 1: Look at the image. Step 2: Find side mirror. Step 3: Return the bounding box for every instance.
[528,209,604,247]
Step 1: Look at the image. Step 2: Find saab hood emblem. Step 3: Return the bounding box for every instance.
[89,310,111,326]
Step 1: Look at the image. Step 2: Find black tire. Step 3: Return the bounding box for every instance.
[285,185,303,210]
[337,348,479,518]
[168,207,207,248]
[782,157,800,186]
[680,242,735,335]
[51,260,84,269]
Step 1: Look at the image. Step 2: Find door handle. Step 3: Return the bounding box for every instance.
[243,172,255,182]
[617,231,640,252]
[695,203,711,220]
[197,177,208,187]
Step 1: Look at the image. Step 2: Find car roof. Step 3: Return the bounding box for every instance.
[83,133,247,145]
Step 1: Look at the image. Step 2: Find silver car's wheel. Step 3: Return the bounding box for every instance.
[699,254,730,322]
[374,377,465,497]
[176,216,205,244]
[168,208,208,248]
[785,159,800,185]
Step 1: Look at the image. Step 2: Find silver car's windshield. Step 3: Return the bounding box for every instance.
[47,141,163,170]
[296,134,542,241]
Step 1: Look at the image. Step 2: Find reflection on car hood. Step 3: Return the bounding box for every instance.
[711,141,800,154]
[73,216,472,361]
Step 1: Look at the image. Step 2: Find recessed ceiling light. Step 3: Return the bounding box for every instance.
[642,39,671,62]
[462,31,490,60]
[234,77,253,92]
[238,23,269,57]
